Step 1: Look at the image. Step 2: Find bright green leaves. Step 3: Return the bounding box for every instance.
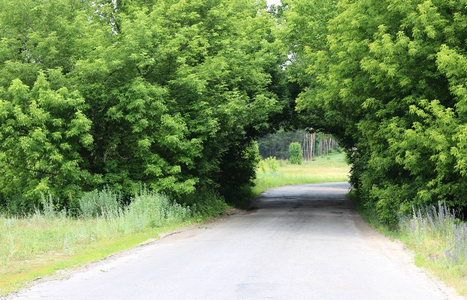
[0,73,95,211]
[0,0,288,211]
[438,45,467,179]
[83,0,285,200]
[436,45,467,120]
[285,0,467,224]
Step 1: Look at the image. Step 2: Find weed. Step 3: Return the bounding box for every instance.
[79,188,121,219]
[398,202,467,294]
[265,157,279,173]
[258,160,266,173]
[401,202,467,265]
[187,190,228,218]
[124,188,190,231]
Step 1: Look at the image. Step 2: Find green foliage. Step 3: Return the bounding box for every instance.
[79,188,121,219]
[258,160,267,173]
[184,188,228,219]
[265,157,279,173]
[217,140,261,205]
[0,0,290,213]
[125,188,190,230]
[288,142,303,165]
[283,0,467,225]
[0,74,98,212]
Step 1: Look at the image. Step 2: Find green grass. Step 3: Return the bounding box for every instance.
[356,199,467,296]
[398,205,467,295]
[0,224,184,295]
[253,153,350,195]
[0,190,226,296]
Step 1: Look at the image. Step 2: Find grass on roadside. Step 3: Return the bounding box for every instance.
[256,155,467,296]
[398,203,467,295]
[0,224,182,295]
[253,153,350,195]
[0,189,227,296]
[356,197,467,296]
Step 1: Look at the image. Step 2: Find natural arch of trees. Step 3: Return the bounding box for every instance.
[1,0,467,224]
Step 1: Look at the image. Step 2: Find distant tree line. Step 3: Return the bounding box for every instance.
[258,130,339,160]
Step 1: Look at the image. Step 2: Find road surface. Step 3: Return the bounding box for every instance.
[7,182,462,299]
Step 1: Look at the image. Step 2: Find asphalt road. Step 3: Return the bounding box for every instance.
[7,182,462,300]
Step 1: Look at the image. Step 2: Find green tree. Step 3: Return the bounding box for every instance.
[0,73,97,212]
[0,0,291,212]
[284,0,467,224]
[288,142,303,165]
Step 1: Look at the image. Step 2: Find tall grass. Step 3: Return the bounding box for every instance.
[399,202,467,294]
[253,153,350,195]
[78,188,121,219]
[0,188,226,294]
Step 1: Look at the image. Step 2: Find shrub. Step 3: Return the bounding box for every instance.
[187,189,228,218]
[265,157,279,172]
[258,160,267,173]
[125,188,190,230]
[289,142,303,165]
[79,188,121,219]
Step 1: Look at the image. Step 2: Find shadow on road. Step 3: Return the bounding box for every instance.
[250,182,352,211]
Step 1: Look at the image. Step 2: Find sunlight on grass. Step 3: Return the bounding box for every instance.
[398,203,467,295]
[253,153,350,195]
[0,190,226,296]
[0,213,199,295]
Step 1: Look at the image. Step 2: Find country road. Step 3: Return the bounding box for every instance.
[7,182,462,300]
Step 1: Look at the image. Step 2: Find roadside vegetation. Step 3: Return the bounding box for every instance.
[0,189,226,295]
[356,197,467,296]
[399,203,467,295]
[253,153,350,196]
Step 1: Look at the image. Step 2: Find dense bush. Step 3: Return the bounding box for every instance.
[0,0,290,213]
[288,142,303,165]
[79,188,121,219]
[282,0,467,224]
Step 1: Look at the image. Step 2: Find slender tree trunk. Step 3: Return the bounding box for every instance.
[312,133,315,160]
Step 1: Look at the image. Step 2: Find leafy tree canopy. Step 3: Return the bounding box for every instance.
[0,0,291,212]
[282,0,467,224]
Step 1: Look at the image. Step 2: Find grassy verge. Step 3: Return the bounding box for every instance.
[0,190,226,296]
[398,203,467,295]
[0,224,182,295]
[355,198,467,296]
[253,153,350,196]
